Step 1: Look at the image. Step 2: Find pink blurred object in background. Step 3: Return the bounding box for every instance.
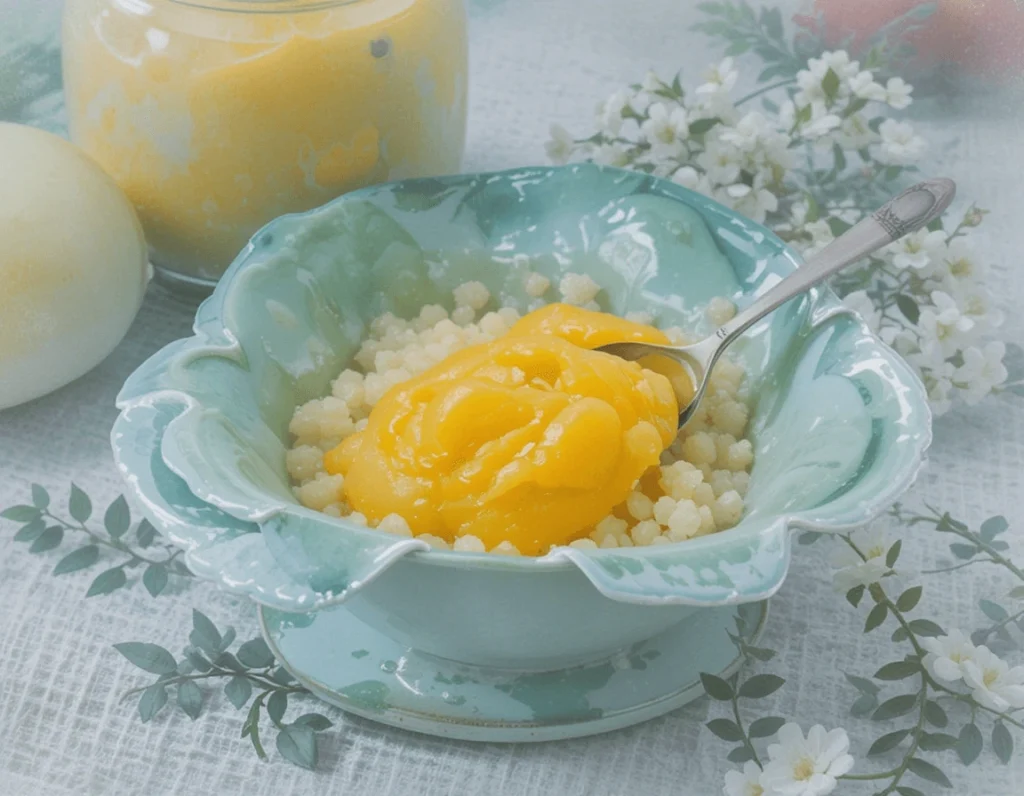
[796,0,1024,83]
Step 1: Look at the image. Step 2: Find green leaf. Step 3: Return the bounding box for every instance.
[748,716,786,738]
[86,567,127,597]
[845,672,880,695]
[739,674,785,699]
[850,694,878,717]
[725,40,751,56]
[689,117,721,136]
[706,718,745,742]
[892,626,910,643]
[267,691,288,725]
[29,525,63,553]
[909,619,944,637]
[276,724,318,770]
[68,483,92,522]
[895,295,920,325]
[843,96,868,118]
[926,218,944,232]
[897,586,922,613]
[143,564,168,597]
[980,599,1008,622]
[237,638,275,669]
[949,542,976,560]
[14,518,47,542]
[190,609,222,655]
[992,722,1013,764]
[874,660,918,680]
[1,505,40,522]
[138,684,168,723]
[865,603,888,633]
[918,732,958,752]
[746,646,776,662]
[114,642,177,675]
[293,713,333,731]
[30,484,50,509]
[872,693,917,721]
[726,746,755,763]
[225,676,252,710]
[103,496,131,538]
[177,680,203,720]
[958,721,983,762]
[826,216,852,237]
[53,545,100,575]
[980,516,1008,541]
[822,68,840,101]
[798,531,820,545]
[846,585,865,607]
[924,700,948,728]
[906,757,952,787]
[1009,585,1024,601]
[216,652,245,673]
[136,519,157,548]
[896,789,925,796]
[271,667,295,686]
[884,165,903,182]
[700,672,734,701]
[885,539,902,568]
[868,728,909,756]
[832,142,847,172]
[242,698,268,760]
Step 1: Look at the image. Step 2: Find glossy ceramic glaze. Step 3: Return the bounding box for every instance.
[112,164,932,671]
[258,600,768,742]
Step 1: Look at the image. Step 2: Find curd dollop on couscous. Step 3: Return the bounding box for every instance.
[287,275,753,556]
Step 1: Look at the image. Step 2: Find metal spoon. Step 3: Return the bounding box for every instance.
[598,178,957,428]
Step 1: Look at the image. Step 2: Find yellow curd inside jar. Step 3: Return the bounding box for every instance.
[61,0,468,285]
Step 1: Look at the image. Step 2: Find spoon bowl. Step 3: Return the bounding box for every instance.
[599,178,957,428]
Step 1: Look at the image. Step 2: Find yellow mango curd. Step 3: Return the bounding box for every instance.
[62,0,468,282]
[324,305,680,555]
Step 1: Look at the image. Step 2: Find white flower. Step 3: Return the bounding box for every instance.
[697,57,738,96]
[884,77,914,110]
[955,342,1008,404]
[921,629,978,683]
[833,113,878,150]
[918,290,975,357]
[641,70,663,94]
[698,140,742,186]
[821,50,860,81]
[724,761,764,796]
[843,290,881,332]
[849,70,886,102]
[760,724,854,796]
[829,526,892,593]
[947,285,1004,335]
[802,111,842,139]
[721,183,778,224]
[940,238,987,283]
[592,142,630,168]
[962,645,1024,713]
[545,124,575,165]
[888,229,946,274]
[596,90,632,136]
[916,357,957,415]
[878,119,927,165]
[672,165,711,195]
[720,111,771,152]
[641,102,689,156]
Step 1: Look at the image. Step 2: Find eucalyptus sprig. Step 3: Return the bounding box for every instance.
[705,506,1024,796]
[116,609,332,770]
[1,483,190,597]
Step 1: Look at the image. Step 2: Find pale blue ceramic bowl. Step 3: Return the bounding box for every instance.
[112,164,931,670]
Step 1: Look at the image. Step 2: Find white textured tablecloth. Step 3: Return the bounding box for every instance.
[1,1,1022,794]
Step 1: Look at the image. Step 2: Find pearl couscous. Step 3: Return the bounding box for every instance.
[287,275,751,556]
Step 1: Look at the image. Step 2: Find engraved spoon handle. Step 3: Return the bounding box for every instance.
[702,178,956,357]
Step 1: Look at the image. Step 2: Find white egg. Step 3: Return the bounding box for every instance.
[0,123,149,410]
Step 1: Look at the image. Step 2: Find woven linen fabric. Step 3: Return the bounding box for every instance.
[1,0,1022,793]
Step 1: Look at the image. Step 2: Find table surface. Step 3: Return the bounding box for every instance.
[1,1,1023,794]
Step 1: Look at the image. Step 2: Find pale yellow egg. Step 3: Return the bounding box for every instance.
[0,123,149,410]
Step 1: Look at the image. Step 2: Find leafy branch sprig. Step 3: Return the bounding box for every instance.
[115,609,332,770]
[2,483,190,597]
[692,1,806,85]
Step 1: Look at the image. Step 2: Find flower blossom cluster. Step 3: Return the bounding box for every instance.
[547,50,1008,415]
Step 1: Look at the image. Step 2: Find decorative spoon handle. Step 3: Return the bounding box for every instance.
[707,178,956,354]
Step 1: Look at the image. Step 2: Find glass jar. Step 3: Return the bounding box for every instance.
[62,0,468,289]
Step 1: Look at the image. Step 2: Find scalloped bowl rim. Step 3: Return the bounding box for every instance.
[114,164,933,598]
